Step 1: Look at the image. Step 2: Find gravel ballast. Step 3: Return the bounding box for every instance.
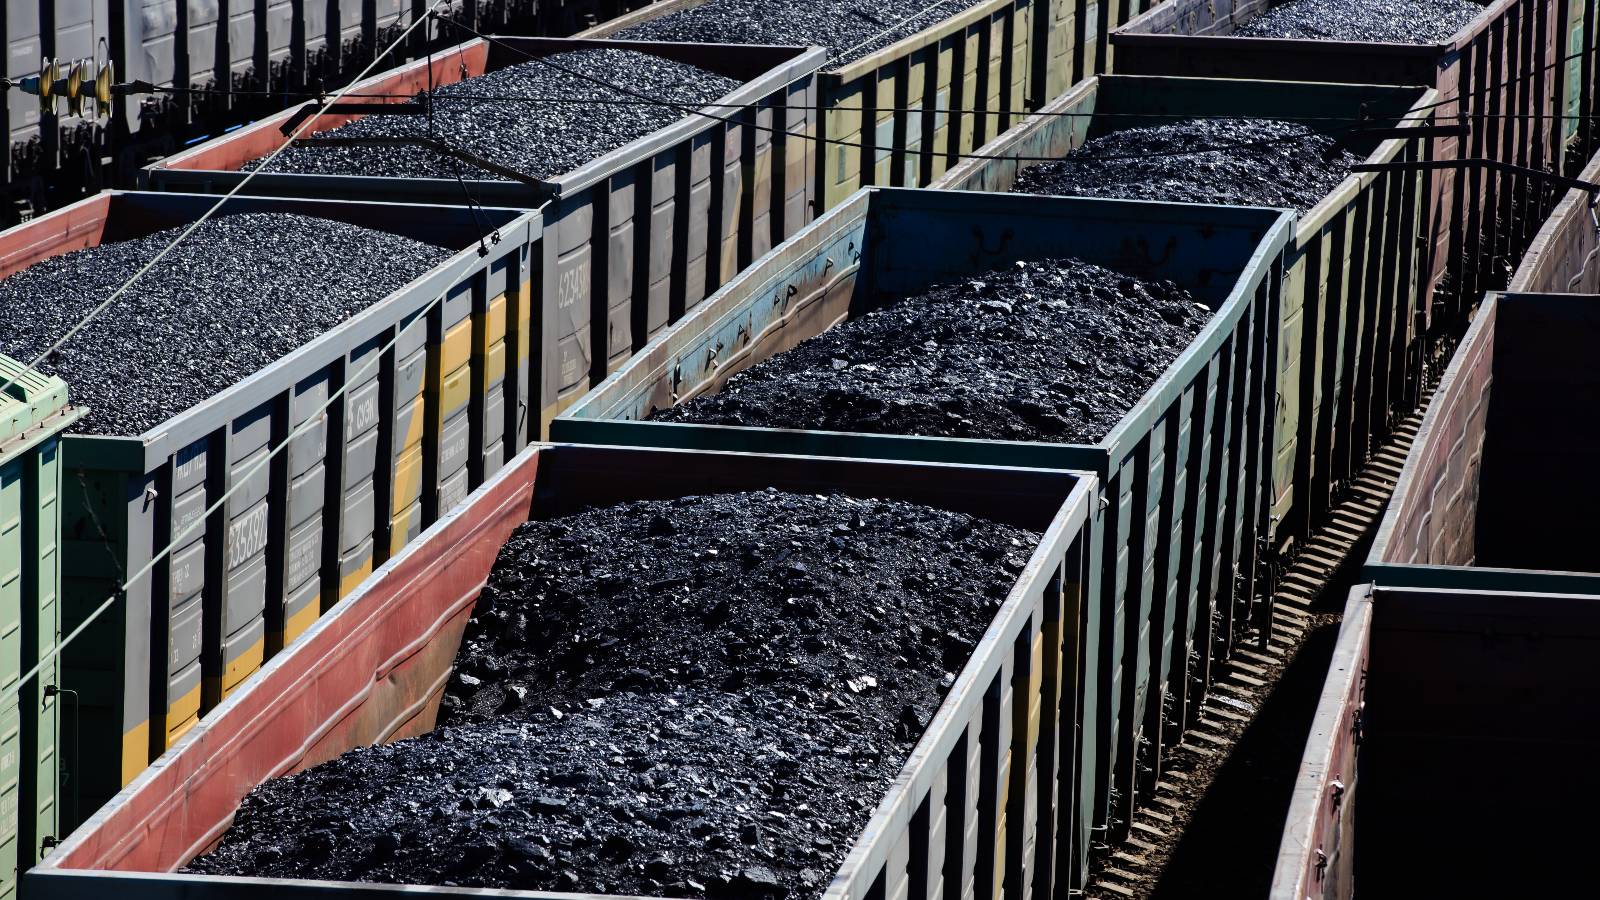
[614,0,991,65]
[186,490,1040,899]
[1011,118,1361,213]
[1235,0,1484,43]
[0,213,453,435]
[265,49,740,181]
[653,258,1211,443]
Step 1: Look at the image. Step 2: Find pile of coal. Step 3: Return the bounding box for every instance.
[1235,0,1483,43]
[265,49,739,181]
[0,213,452,435]
[186,490,1039,899]
[654,258,1211,443]
[1012,118,1360,213]
[615,0,989,64]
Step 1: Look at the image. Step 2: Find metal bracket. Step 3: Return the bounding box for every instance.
[1351,158,1600,197]
[1338,123,1468,143]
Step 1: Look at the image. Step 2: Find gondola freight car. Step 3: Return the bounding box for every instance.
[0,355,83,896]
[141,35,826,432]
[552,186,1295,886]
[25,443,1098,900]
[0,190,539,836]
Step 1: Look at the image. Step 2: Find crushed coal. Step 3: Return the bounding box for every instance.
[653,258,1211,443]
[0,213,453,435]
[1235,0,1484,43]
[614,0,990,65]
[265,49,740,181]
[1011,118,1361,213]
[185,490,1040,899]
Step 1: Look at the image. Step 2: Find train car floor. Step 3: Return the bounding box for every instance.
[1083,386,1436,899]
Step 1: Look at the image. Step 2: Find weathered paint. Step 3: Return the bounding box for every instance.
[931,73,1433,553]
[1109,0,1562,322]
[0,353,84,896]
[30,444,1095,900]
[556,187,1293,883]
[0,190,540,834]
[1367,291,1600,595]
[141,36,826,434]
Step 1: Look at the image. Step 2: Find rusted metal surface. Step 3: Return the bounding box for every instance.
[1276,583,1600,898]
[1267,586,1367,900]
[1110,0,1564,322]
[141,36,824,433]
[31,442,1098,900]
[1368,290,1600,592]
[1367,295,1496,569]
[1509,147,1600,293]
[41,447,540,878]
[0,190,539,830]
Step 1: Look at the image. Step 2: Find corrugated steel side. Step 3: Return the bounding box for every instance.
[815,0,1030,209]
[0,190,538,833]
[929,73,1432,549]
[1109,0,1562,325]
[1275,584,1600,898]
[554,187,1294,882]
[0,355,83,897]
[140,36,825,435]
[1266,586,1367,900]
[1368,291,1600,593]
[28,443,1095,900]
[1509,146,1600,293]
[1366,297,1496,571]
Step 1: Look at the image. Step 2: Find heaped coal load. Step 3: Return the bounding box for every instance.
[185,490,1040,899]
[0,213,452,436]
[614,0,991,65]
[265,49,740,181]
[1235,0,1484,43]
[1011,118,1361,213]
[653,257,1211,443]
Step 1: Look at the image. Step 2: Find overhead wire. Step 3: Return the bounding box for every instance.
[6,0,1600,706]
[0,0,515,707]
[0,0,453,403]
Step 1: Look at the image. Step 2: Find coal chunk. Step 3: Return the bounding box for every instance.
[0,212,453,436]
[266,49,740,181]
[1235,0,1484,43]
[1011,117,1361,214]
[185,491,1039,899]
[653,258,1211,444]
[614,0,993,65]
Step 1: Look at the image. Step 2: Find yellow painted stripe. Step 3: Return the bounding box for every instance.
[440,364,472,420]
[486,294,508,344]
[442,317,473,373]
[284,598,322,645]
[485,341,507,387]
[221,636,266,696]
[339,556,374,600]
[166,682,202,743]
[167,711,199,748]
[120,721,149,786]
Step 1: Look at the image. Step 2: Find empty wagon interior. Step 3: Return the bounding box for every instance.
[1373,292,1600,575]
[1357,587,1600,894]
